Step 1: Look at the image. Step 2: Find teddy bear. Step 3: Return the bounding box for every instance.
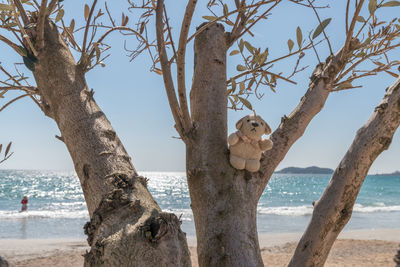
[228,114,273,172]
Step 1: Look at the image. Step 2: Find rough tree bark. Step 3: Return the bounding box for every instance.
[289,78,400,267]
[33,19,190,267]
[187,23,263,267]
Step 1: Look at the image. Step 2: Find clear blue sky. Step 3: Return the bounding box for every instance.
[0,1,399,173]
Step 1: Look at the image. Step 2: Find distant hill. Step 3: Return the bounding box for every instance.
[276,166,334,174]
[371,170,400,176]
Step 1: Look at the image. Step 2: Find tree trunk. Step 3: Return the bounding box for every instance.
[187,23,263,267]
[289,78,400,267]
[395,246,400,267]
[33,19,191,267]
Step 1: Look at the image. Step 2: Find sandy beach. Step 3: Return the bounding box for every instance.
[1,229,399,266]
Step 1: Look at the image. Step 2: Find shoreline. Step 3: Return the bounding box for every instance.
[1,228,399,266]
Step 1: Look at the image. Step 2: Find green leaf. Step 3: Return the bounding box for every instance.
[0,4,12,11]
[202,16,217,21]
[368,0,377,14]
[229,50,240,56]
[356,16,366,22]
[84,4,90,21]
[22,0,33,5]
[287,39,294,53]
[238,39,244,52]
[236,64,247,71]
[93,43,101,61]
[18,46,27,56]
[383,0,400,6]
[223,4,228,16]
[296,26,302,48]
[5,22,18,28]
[239,82,245,93]
[231,79,236,91]
[4,142,12,157]
[0,90,6,98]
[356,16,366,23]
[27,53,38,64]
[23,56,35,71]
[336,82,353,90]
[259,52,267,64]
[238,97,252,110]
[312,18,332,39]
[244,41,253,54]
[56,9,64,23]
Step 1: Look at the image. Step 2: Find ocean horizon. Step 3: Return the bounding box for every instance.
[0,170,399,239]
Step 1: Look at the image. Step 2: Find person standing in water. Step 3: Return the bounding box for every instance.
[20,196,28,212]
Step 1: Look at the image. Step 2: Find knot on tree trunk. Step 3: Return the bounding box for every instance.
[139,212,184,243]
[84,173,145,246]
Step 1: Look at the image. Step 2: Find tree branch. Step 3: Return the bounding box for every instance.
[156,0,186,140]
[86,26,150,67]
[48,0,58,13]
[0,34,24,56]
[256,39,361,198]
[176,0,196,131]
[13,0,29,26]
[187,1,274,48]
[308,0,333,55]
[230,0,246,42]
[230,0,281,46]
[81,0,98,60]
[343,0,364,58]
[289,76,400,267]
[0,86,37,93]
[0,93,30,112]
[11,3,38,56]
[36,0,48,50]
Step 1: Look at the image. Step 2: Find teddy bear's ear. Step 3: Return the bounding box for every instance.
[263,120,272,134]
[236,117,244,130]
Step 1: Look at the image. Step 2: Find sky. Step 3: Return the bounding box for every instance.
[0,0,399,173]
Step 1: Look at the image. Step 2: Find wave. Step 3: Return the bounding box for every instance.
[257,205,313,216]
[0,209,89,219]
[257,204,400,216]
[0,204,399,220]
[353,204,400,213]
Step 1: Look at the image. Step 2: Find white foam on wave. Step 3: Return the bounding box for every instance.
[1,204,399,220]
[0,209,89,219]
[257,204,400,216]
[257,205,313,216]
[353,204,400,213]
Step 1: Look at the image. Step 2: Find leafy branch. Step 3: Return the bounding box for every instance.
[0,142,13,164]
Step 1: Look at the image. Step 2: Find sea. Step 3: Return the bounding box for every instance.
[0,170,399,239]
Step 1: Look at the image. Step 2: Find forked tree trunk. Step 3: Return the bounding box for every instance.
[187,23,263,267]
[33,19,191,267]
[185,22,363,266]
[289,78,400,267]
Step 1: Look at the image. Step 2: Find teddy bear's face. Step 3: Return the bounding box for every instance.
[236,114,271,140]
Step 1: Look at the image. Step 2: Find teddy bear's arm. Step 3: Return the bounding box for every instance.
[228,132,239,146]
[259,139,273,151]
